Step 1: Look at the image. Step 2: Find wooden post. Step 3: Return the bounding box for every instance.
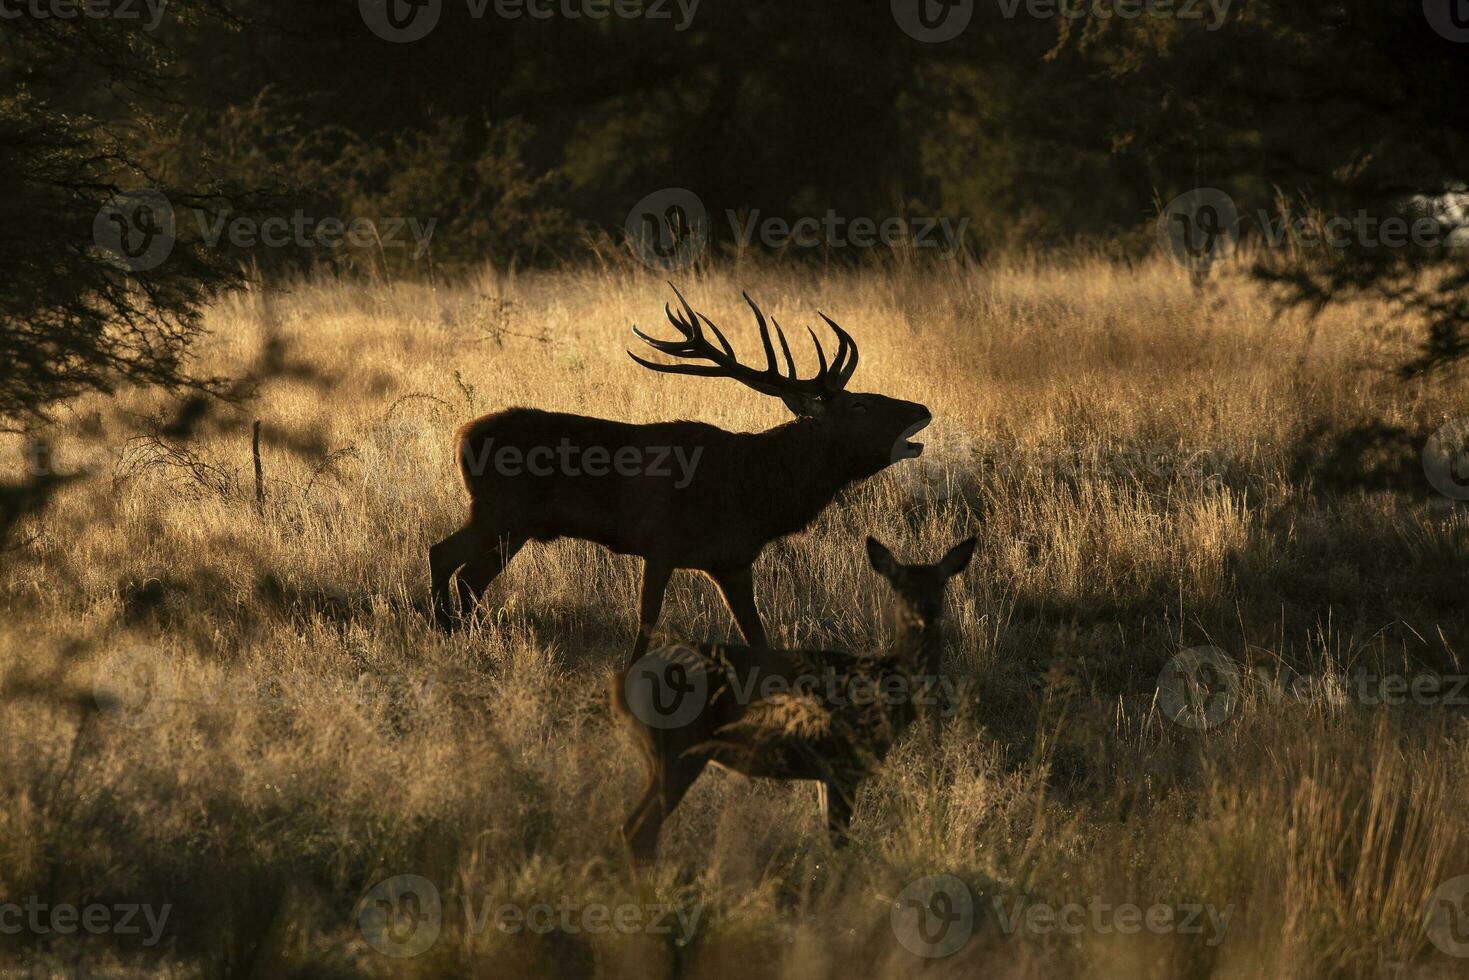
[252,419,265,507]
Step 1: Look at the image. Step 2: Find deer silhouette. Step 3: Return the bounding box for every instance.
[614,535,975,863]
[429,287,931,663]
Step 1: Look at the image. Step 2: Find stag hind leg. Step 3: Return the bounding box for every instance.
[429,521,525,630]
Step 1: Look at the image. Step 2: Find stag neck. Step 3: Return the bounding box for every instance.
[723,418,860,542]
[770,415,862,474]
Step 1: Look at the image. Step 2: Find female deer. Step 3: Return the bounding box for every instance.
[613,535,975,863]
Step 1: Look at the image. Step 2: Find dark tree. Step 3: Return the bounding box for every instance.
[0,4,245,429]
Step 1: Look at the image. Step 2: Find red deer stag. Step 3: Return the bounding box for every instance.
[614,535,976,863]
[428,287,931,663]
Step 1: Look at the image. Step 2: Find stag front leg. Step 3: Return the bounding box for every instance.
[429,524,478,630]
[709,565,769,649]
[629,559,673,666]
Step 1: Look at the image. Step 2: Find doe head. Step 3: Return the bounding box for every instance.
[866,536,976,628]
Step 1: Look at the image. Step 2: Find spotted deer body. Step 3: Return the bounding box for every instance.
[614,536,976,863]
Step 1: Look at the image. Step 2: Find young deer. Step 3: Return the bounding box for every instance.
[613,535,976,863]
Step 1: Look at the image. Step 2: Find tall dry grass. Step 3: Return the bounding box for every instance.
[1,254,1467,978]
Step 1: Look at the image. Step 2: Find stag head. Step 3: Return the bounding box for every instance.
[629,286,932,475]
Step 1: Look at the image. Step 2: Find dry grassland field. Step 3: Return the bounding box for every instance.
[3,256,1469,978]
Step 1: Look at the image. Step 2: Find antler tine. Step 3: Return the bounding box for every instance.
[806,325,829,379]
[742,292,782,377]
[696,312,738,361]
[626,352,730,377]
[819,312,859,389]
[630,309,691,355]
[633,284,730,363]
[770,318,798,380]
[671,284,705,341]
[631,286,856,399]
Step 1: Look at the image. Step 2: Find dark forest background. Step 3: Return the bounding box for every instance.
[5,0,1469,423]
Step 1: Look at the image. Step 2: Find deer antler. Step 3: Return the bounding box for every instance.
[629,285,859,397]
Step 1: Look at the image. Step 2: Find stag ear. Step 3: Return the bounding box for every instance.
[866,537,899,579]
[781,392,828,418]
[937,537,977,579]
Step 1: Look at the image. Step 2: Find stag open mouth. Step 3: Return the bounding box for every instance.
[896,416,931,460]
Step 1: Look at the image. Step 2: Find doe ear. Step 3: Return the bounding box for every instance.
[938,537,977,578]
[781,392,828,418]
[866,537,900,578]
